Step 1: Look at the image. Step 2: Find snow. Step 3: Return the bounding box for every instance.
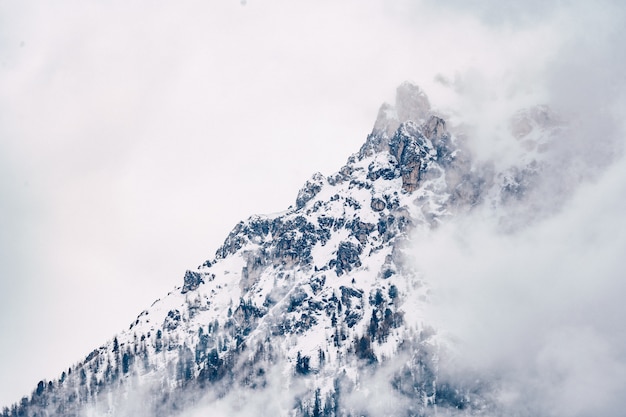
[10,88,573,417]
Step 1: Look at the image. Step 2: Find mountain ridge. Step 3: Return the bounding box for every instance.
[3,82,564,417]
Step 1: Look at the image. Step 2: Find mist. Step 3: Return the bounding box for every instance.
[409,1,626,412]
[413,148,625,411]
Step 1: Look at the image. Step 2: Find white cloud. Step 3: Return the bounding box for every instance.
[412,122,626,416]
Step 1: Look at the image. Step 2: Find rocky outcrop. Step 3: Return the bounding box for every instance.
[509,105,561,140]
[295,172,325,209]
[360,84,456,193]
[181,270,204,294]
[395,81,431,125]
[370,197,386,211]
[15,82,558,417]
[334,241,362,275]
[371,102,399,141]
[389,122,435,192]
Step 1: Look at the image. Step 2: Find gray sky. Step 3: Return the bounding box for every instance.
[1,0,624,408]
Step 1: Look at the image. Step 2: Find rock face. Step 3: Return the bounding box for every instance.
[5,83,566,417]
[181,270,204,294]
[296,172,325,209]
[371,82,431,137]
[395,81,431,125]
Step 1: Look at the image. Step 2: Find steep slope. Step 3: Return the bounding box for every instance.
[3,83,565,417]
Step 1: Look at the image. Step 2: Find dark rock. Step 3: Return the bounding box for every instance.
[333,217,346,231]
[370,198,386,212]
[344,197,361,210]
[246,217,270,241]
[385,194,400,210]
[345,310,362,328]
[216,222,247,259]
[377,214,397,242]
[382,269,394,279]
[309,275,326,294]
[340,286,363,300]
[163,309,181,331]
[260,216,321,266]
[181,270,204,294]
[348,219,376,244]
[287,287,308,312]
[423,115,447,141]
[424,116,454,165]
[390,123,425,193]
[335,241,362,275]
[367,166,397,181]
[295,172,325,209]
[317,215,334,230]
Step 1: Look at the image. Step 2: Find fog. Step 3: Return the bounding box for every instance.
[413,153,626,415]
[409,0,626,412]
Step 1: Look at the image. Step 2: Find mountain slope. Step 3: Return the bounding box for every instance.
[3,82,566,417]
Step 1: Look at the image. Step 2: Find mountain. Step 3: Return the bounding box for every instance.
[3,82,568,417]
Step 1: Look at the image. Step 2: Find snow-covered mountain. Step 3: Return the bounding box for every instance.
[3,82,570,417]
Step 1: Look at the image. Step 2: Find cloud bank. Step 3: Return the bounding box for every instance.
[413,152,626,415]
[408,1,626,413]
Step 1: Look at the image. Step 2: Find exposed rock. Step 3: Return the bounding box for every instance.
[423,115,447,140]
[362,82,432,159]
[390,123,425,192]
[423,115,455,164]
[9,81,570,417]
[340,285,363,301]
[216,222,247,259]
[349,219,377,244]
[395,82,431,125]
[163,309,181,331]
[334,241,362,275]
[370,198,386,212]
[181,270,204,294]
[296,172,325,209]
[367,156,398,181]
[371,102,399,140]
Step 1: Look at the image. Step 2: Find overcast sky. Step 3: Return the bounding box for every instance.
[1,0,624,409]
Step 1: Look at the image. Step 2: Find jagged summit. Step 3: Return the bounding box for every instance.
[372,82,432,138]
[396,81,431,126]
[4,83,564,417]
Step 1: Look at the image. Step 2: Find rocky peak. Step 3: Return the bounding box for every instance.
[395,81,431,125]
[295,172,326,209]
[389,121,439,192]
[423,114,447,141]
[371,82,432,139]
[10,82,562,417]
[372,102,399,139]
[365,106,452,193]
